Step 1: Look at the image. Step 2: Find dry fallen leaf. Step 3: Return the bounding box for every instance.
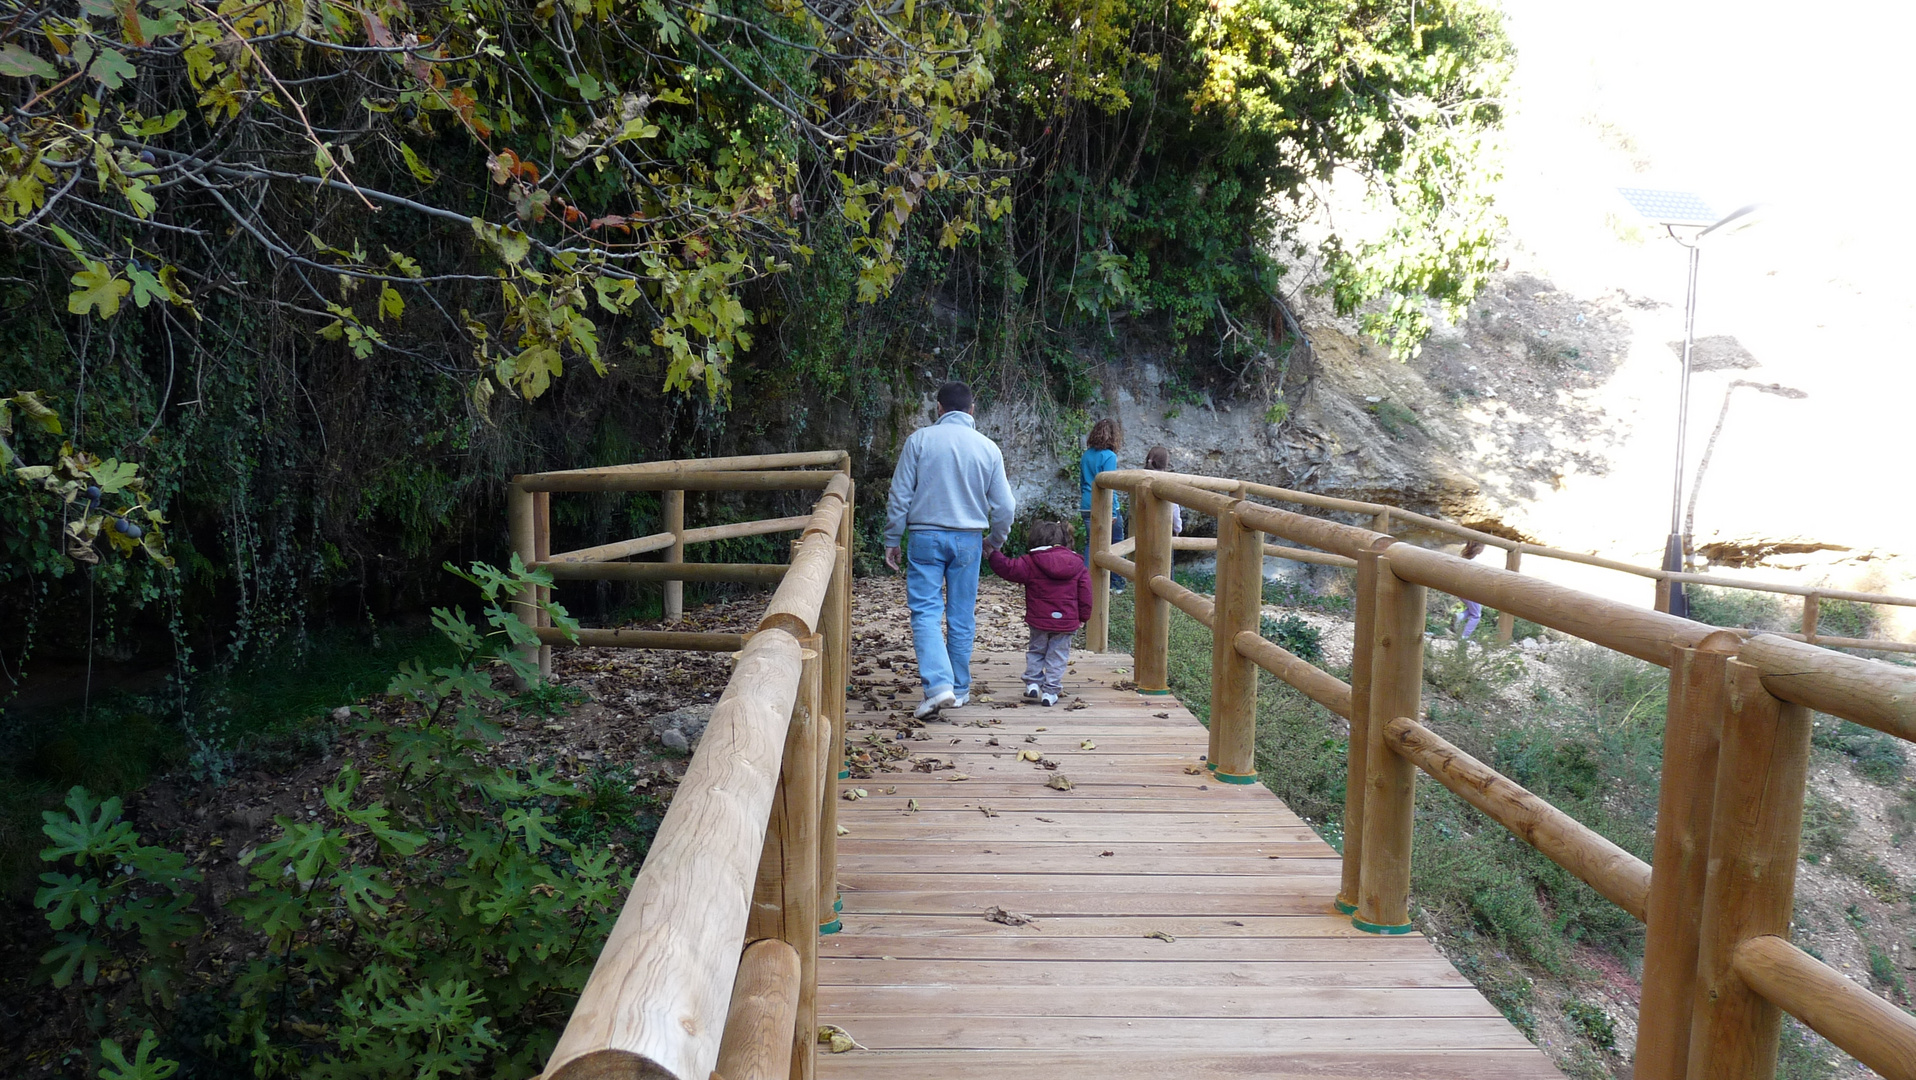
[1145,930,1176,942]
[1045,776,1073,790]
[1018,749,1043,762]
[1035,727,1048,732]
[979,806,998,817]
[1067,700,1089,710]
[1036,816,1059,822]
[947,773,971,782]
[1099,850,1115,857]
[1153,712,1171,719]
[1024,735,1039,743]
[841,788,869,801]
[882,786,897,794]
[985,905,1034,926]
[1081,739,1097,750]
[1183,765,1205,775]
[836,825,849,836]
[906,798,919,813]
[817,1024,864,1053]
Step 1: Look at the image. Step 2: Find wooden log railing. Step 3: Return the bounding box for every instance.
[1091,468,1916,653]
[511,453,852,1080]
[1090,468,1916,1080]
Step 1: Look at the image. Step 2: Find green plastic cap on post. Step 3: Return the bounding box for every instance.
[1214,771,1257,785]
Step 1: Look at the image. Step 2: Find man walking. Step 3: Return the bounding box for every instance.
[884,381,1015,719]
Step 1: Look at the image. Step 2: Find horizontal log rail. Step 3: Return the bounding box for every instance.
[1384,717,1651,920]
[1094,469,1916,653]
[1149,574,1216,627]
[1733,935,1916,1080]
[533,627,746,652]
[538,561,790,584]
[520,468,843,494]
[1087,467,1916,1079]
[521,454,851,1080]
[522,450,850,482]
[1233,631,1352,719]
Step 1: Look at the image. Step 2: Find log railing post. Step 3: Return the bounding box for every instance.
[1354,555,1425,934]
[748,635,823,1080]
[663,488,686,624]
[1337,542,1386,915]
[1685,658,1812,1080]
[507,482,539,686]
[817,493,852,935]
[1802,593,1820,647]
[1088,482,1113,652]
[1656,576,1674,614]
[1497,547,1521,644]
[1372,509,1391,536]
[1634,636,1736,1080]
[1210,505,1261,783]
[534,490,553,679]
[1133,480,1174,694]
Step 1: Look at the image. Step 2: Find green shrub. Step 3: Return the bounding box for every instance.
[1367,399,1422,440]
[1801,791,1857,864]
[1686,585,1792,632]
[32,559,635,1078]
[1815,598,1880,640]
[1424,637,1525,703]
[1812,716,1906,784]
[1260,613,1324,665]
[1564,999,1617,1053]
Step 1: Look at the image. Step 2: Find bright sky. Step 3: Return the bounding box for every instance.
[1487,0,1916,593]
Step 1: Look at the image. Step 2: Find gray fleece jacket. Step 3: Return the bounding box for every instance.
[884,411,1016,549]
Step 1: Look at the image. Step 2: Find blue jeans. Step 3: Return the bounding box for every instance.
[904,529,981,699]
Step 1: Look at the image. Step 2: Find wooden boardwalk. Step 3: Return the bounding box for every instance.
[818,650,1564,1079]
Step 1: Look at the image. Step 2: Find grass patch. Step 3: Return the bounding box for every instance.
[1423,637,1525,703]
[1686,585,1793,632]
[1812,716,1906,784]
[1801,790,1856,864]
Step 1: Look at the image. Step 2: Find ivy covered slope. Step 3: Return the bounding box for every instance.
[0,0,1509,665]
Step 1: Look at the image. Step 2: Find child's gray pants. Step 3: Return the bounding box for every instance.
[1023,629,1074,695]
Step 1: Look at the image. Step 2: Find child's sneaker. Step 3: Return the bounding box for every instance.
[1041,692,1058,707]
[1022,683,1042,703]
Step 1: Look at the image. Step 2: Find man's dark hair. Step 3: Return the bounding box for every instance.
[936,381,974,414]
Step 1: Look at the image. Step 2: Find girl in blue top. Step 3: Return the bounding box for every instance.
[1078,418,1125,589]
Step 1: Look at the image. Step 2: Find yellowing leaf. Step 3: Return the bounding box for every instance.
[399,142,437,183]
[379,283,404,322]
[68,261,129,318]
[1080,740,1096,750]
[1145,930,1176,942]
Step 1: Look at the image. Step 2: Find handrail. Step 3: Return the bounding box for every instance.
[1384,717,1650,920]
[514,454,853,1080]
[1087,466,1916,1080]
[1096,467,1916,652]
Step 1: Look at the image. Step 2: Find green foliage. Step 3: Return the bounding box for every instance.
[1812,716,1906,785]
[1800,790,1856,865]
[1685,585,1792,632]
[1366,398,1422,440]
[1260,613,1324,665]
[1423,637,1524,703]
[32,559,642,1078]
[1869,944,1907,1000]
[1562,999,1616,1053]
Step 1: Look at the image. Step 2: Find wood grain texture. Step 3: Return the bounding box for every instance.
[1686,659,1812,1080]
[1634,643,1732,1080]
[821,651,1562,1080]
[544,630,805,1080]
[1383,717,1649,921]
[716,940,801,1080]
[1357,561,1424,931]
[661,488,685,623]
[1733,934,1916,1080]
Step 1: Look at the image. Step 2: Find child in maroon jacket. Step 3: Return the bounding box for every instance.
[988,520,1094,706]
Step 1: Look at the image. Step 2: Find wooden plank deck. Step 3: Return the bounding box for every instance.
[819,649,1564,1079]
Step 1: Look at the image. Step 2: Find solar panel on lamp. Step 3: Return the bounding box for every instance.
[1617,187,1719,227]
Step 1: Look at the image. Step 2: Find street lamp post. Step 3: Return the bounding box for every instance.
[1617,189,1766,619]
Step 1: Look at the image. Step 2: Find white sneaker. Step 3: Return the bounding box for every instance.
[1022,684,1042,703]
[950,693,969,709]
[914,688,958,719]
[1041,692,1058,707]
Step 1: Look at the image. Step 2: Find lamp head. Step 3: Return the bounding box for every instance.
[1697,203,1768,244]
